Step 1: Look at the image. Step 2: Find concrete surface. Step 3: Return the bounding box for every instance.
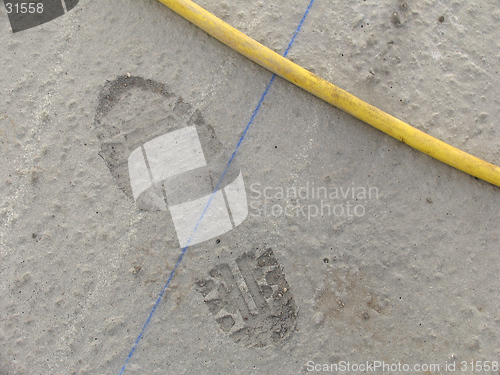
[1,0,499,374]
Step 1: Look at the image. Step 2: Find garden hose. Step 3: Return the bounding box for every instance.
[157,0,500,188]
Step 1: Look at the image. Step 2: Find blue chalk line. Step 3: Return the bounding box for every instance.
[119,0,315,373]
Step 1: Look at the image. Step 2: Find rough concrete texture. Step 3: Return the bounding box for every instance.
[1,0,499,374]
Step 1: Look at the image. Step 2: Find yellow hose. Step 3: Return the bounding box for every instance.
[157,0,500,188]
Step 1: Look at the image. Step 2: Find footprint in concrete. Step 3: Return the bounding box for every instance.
[195,248,298,347]
[92,75,247,247]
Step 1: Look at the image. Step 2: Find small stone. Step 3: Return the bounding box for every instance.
[313,312,324,325]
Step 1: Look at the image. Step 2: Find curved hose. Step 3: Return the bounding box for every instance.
[158,0,500,188]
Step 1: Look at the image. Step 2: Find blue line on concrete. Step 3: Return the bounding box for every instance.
[119,1,315,373]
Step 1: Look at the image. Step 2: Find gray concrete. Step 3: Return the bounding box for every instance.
[1,0,499,374]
